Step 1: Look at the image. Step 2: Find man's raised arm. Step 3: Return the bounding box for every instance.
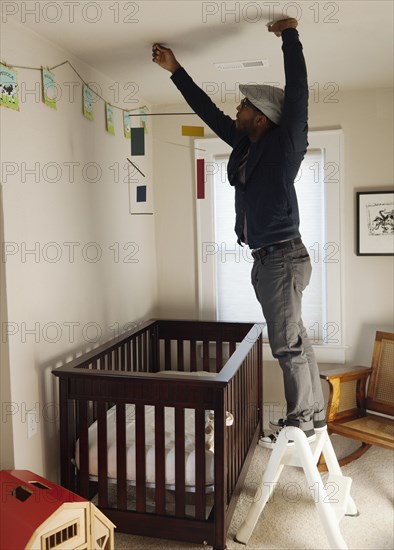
[152,43,237,147]
[269,19,309,153]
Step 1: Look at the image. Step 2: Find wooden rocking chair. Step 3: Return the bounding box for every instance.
[319,331,394,468]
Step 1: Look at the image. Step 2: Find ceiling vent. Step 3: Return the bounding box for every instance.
[214,59,269,71]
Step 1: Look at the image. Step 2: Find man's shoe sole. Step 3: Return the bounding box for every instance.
[269,420,327,431]
[259,432,316,450]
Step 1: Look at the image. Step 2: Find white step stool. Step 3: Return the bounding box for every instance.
[235,426,358,550]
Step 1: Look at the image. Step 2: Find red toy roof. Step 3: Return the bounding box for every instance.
[0,470,86,550]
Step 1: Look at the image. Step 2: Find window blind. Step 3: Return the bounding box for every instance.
[213,150,324,335]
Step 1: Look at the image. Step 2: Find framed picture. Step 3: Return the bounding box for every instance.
[357,191,394,255]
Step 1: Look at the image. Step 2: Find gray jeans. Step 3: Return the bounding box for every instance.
[251,240,325,432]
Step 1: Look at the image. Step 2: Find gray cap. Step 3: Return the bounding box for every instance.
[239,84,284,125]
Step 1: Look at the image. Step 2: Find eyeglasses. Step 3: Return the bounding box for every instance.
[240,97,252,109]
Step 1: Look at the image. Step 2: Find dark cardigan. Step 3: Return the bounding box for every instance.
[171,27,309,249]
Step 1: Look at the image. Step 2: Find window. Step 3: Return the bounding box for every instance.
[43,521,79,549]
[195,130,345,362]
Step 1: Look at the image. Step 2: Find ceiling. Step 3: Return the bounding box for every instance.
[6,0,394,106]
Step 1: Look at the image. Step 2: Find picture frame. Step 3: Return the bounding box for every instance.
[356,191,394,256]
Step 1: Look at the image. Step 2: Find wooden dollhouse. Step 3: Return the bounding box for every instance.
[0,470,115,549]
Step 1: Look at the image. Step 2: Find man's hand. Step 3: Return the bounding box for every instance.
[152,44,181,74]
[268,18,298,37]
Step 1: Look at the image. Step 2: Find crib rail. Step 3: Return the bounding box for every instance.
[156,319,256,373]
[53,319,263,549]
[224,333,262,523]
[55,319,157,374]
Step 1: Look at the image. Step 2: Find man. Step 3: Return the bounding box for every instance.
[152,18,326,448]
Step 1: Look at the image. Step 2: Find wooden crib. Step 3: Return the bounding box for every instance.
[52,319,263,550]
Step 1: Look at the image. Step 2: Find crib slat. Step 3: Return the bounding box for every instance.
[175,407,185,517]
[245,358,250,443]
[59,380,75,491]
[190,339,197,371]
[120,343,125,371]
[238,369,244,471]
[132,338,137,372]
[241,363,245,462]
[231,377,237,495]
[92,401,98,424]
[177,340,184,371]
[97,402,108,508]
[116,404,127,510]
[254,353,259,430]
[249,357,254,439]
[138,335,143,372]
[154,406,166,515]
[150,326,159,372]
[242,362,247,458]
[216,340,223,373]
[126,340,131,371]
[227,381,235,497]
[239,366,245,461]
[78,400,89,499]
[144,331,149,371]
[232,379,236,496]
[258,336,263,434]
[135,403,146,512]
[203,340,209,371]
[235,371,241,483]
[141,333,146,371]
[195,408,206,520]
[213,398,226,548]
[114,346,119,371]
[165,339,171,370]
[248,359,253,436]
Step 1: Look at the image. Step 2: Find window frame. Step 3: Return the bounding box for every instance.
[195,129,346,362]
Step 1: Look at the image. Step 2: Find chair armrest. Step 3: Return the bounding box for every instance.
[319,365,372,422]
[320,365,372,381]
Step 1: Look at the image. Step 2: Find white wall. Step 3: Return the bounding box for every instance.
[309,88,393,365]
[153,85,393,413]
[153,105,203,318]
[2,20,392,475]
[1,20,158,478]
[1,188,14,468]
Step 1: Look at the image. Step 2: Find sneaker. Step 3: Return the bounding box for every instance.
[268,417,286,430]
[269,417,327,432]
[259,426,316,449]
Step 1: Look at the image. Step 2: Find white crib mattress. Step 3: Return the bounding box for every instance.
[75,404,217,486]
[74,371,226,487]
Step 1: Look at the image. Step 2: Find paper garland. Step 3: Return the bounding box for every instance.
[42,68,57,109]
[2,58,212,209]
[0,63,19,111]
[123,111,131,138]
[106,103,115,135]
[140,108,148,134]
[83,84,94,120]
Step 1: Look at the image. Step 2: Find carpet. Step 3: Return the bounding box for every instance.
[114,435,394,549]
